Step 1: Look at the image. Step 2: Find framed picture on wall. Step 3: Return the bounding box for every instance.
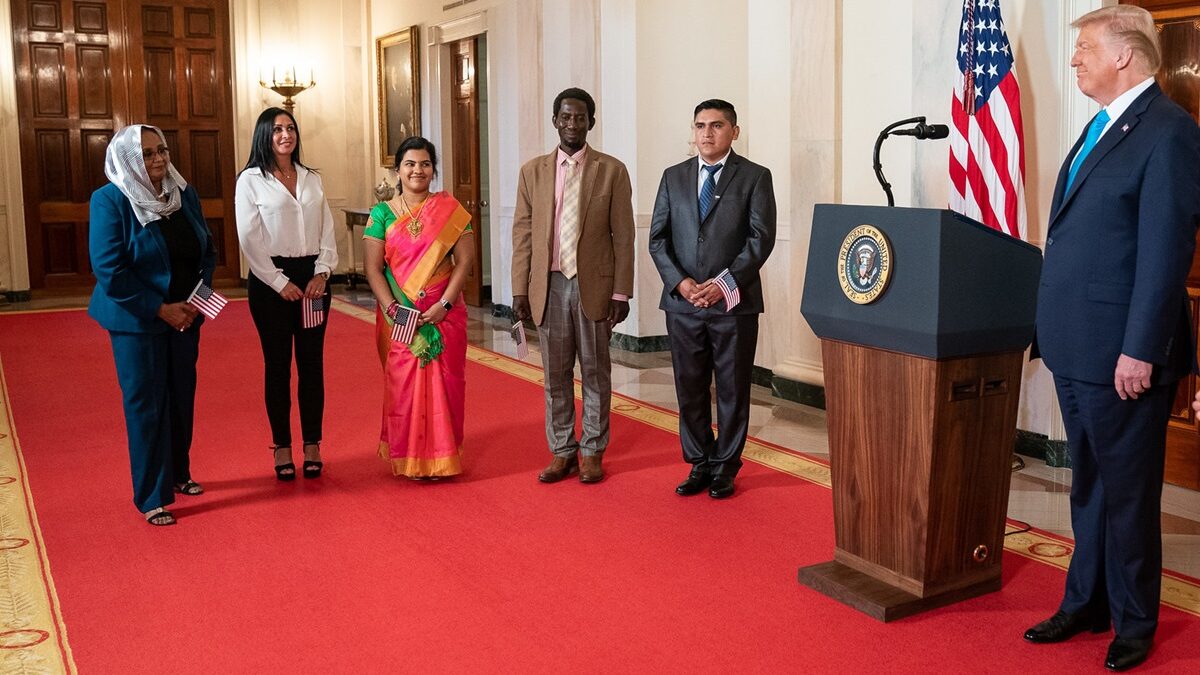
[377,26,421,167]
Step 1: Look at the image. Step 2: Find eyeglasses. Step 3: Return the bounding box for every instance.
[142,146,170,161]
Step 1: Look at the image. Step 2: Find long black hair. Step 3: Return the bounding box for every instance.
[393,136,439,176]
[240,107,314,177]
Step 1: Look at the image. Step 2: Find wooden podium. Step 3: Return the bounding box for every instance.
[797,205,1042,621]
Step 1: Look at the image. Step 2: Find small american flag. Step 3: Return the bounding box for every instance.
[510,321,529,360]
[713,269,740,312]
[302,296,326,329]
[390,305,420,344]
[186,280,228,320]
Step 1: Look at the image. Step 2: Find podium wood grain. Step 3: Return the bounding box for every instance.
[798,339,1023,619]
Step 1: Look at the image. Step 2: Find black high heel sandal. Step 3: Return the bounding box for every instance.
[302,442,323,479]
[273,445,295,481]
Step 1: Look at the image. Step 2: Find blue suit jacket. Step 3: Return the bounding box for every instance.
[1033,84,1200,385]
[88,183,217,334]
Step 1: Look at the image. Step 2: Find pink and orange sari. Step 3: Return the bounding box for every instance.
[364,191,471,477]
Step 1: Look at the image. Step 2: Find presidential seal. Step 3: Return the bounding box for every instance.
[838,224,892,304]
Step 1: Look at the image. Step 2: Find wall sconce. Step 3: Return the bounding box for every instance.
[259,66,316,112]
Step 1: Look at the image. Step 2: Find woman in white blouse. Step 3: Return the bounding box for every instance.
[235,107,338,481]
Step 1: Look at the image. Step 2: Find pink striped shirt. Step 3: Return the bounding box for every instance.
[550,144,628,302]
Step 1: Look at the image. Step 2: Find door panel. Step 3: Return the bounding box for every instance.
[123,0,238,278]
[12,0,240,290]
[449,37,484,306]
[13,0,128,289]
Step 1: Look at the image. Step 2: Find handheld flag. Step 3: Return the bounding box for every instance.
[713,269,741,312]
[302,296,326,329]
[511,321,529,360]
[390,305,420,344]
[186,280,228,320]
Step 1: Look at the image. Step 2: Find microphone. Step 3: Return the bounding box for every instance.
[873,116,950,206]
[892,122,950,140]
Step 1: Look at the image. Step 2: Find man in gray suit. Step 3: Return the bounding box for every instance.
[648,99,776,499]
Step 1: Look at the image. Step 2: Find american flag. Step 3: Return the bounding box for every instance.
[510,321,529,360]
[186,280,228,320]
[949,0,1027,240]
[302,296,326,329]
[390,305,419,344]
[713,269,740,312]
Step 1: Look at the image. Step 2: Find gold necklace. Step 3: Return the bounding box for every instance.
[275,166,296,180]
[400,194,428,237]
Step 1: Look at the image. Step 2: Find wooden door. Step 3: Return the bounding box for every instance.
[123,0,239,283]
[449,37,483,306]
[1126,1,1200,489]
[11,0,240,291]
[12,0,129,290]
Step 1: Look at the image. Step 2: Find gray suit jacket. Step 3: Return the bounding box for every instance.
[648,150,776,314]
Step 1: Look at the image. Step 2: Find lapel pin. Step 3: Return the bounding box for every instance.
[1122,124,1130,132]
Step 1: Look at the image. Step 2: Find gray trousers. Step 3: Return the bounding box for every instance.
[538,272,612,457]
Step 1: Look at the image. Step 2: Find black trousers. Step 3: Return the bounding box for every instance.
[247,255,329,447]
[1053,375,1173,639]
[665,311,759,477]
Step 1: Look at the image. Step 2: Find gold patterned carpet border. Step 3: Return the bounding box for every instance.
[0,355,76,674]
[325,298,1200,620]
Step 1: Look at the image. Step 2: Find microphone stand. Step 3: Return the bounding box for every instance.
[873,116,926,207]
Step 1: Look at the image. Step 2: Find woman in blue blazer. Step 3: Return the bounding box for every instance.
[88,125,217,526]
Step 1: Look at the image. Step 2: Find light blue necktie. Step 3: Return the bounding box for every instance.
[1065,109,1110,192]
[699,163,723,221]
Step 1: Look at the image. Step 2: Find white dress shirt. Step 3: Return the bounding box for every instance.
[235,166,338,292]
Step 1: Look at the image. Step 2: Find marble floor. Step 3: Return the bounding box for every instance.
[4,287,1199,580]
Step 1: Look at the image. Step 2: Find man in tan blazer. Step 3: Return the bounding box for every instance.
[512,87,635,484]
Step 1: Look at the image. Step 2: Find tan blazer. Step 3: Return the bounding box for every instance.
[511,146,635,325]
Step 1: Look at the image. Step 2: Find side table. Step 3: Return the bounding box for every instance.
[343,207,371,289]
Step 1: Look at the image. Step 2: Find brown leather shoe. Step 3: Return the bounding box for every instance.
[538,455,578,483]
[579,455,605,483]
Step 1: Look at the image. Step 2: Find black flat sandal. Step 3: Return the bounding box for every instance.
[273,445,295,481]
[144,507,176,526]
[174,480,204,495]
[302,442,323,479]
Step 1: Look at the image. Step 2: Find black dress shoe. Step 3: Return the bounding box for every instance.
[675,471,712,496]
[708,475,735,499]
[1105,637,1152,672]
[1023,610,1109,643]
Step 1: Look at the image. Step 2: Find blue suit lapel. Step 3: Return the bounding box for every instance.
[1051,85,1160,227]
[1050,126,1088,219]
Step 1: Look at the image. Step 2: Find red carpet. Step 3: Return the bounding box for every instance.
[0,303,1197,673]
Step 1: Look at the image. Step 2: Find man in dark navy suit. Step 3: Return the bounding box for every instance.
[1025,7,1200,672]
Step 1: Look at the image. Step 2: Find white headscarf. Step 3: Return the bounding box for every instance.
[103,124,189,227]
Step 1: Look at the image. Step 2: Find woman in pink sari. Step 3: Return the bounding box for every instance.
[363,137,474,478]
